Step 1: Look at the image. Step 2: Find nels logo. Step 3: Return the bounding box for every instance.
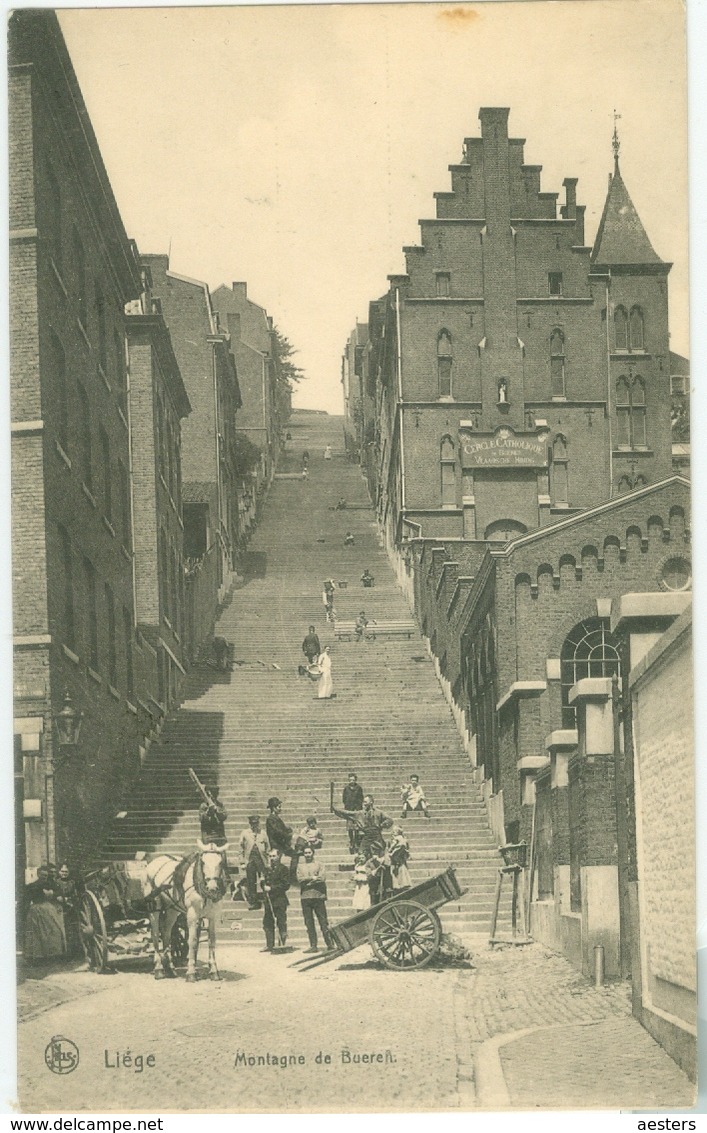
[44,1035,79,1075]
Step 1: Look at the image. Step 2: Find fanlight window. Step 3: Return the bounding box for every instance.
[560,618,620,728]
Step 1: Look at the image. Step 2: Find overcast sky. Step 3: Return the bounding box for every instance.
[58,1,688,415]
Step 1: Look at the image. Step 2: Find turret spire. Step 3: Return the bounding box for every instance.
[612,110,622,171]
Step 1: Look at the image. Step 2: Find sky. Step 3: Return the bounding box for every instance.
[56,0,689,417]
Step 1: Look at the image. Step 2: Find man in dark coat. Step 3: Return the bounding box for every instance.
[342,773,364,854]
[260,848,291,950]
[266,797,294,857]
[302,626,321,665]
[333,793,392,859]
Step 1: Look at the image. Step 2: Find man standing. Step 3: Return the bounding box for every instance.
[266,797,294,857]
[239,815,269,910]
[401,775,431,819]
[199,786,228,846]
[296,845,332,953]
[334,793,392,859]
[302,626,321,665]
[260,848,291,951]
[342,773,364,854]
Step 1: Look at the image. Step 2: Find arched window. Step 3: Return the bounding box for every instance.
[629,306,645,350]
[550,329,565,398]
[552,434,569,505]
[560,618,620,728]
[614,306,628,351]
[440,434,456,507]
[484,519,527,542]
[437,330,452,398]
[631,377,646,446]
[616,376,646,448]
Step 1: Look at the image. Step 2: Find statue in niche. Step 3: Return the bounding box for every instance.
[498,378,509,404]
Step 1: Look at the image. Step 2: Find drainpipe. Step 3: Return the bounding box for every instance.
[124,330,138,625]
[605,277,614,497]
[212,340,224,584]
[395,287,406,517]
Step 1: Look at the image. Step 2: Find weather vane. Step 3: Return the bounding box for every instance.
[612,109,622,166]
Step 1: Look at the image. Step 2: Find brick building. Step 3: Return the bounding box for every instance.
[126,260,191,726]
[143,257,242,637]
[341,322,374,462]
[211,282,280,498]
[10,10,142,873]
[368,108,674,558]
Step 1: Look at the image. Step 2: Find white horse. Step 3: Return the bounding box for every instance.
[143,842,230,982]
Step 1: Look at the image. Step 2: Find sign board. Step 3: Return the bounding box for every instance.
[461,427,547,469]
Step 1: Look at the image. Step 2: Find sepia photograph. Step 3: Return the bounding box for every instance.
[6,0,698,1115]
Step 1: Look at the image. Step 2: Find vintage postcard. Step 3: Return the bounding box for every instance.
[7,0,697,1115]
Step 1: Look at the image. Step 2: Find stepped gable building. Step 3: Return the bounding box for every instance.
[143,256,242,613]
[369,107,674,554]
[9,10,143,871]
[211,282,280,491]
[126,259,191,725]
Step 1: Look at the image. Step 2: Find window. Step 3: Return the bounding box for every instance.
[629,306,644,350]
[95,283,107,374]
[46,164,62,271]
[614,306,628,351]
[50,333,68,453]
[59,526,75,651]
[670,373,686,396]
[483,519,528,542]
[550,329,565,397]
[77,383,92,490]
[548,272,563,297]
[72,228,87,329]
[124,607,134,700]
[437,330,453,398]
[661,557,691,592]
[114,329,127,413]
[435,272,451,298]
[354,346,364,377]
[100,426,112,522]
[560,618,620,728]
[105,583,117,688]
[118,459,131,548]
[159,529,169,620]
[617,376,647,448]
[440,435,456,508]
[552,434,569,505]
[84,558,98,670]
[631,378,646,446]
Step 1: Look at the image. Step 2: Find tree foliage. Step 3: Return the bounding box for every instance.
[234,432,262,478]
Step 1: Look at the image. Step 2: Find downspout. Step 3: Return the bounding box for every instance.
[212,341,224,581]
[124,330,138,625]
[395,287,406,514]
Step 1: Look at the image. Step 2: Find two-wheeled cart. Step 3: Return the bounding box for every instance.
[78,860,188,973]
[292,865,467,972]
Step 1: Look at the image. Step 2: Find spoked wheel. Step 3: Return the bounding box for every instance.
[169,914,189,968]
[370,900,441,970]
[79,890,108,972]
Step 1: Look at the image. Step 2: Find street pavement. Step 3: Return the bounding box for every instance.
[16,938,695,1112]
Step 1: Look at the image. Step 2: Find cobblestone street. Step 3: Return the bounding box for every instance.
[17,940,694,1112]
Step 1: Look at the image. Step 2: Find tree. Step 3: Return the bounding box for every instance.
[271,326,305,428]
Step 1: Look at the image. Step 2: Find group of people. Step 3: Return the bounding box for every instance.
[299,624,335,699]
[333,773,420,908]
[23,862,82,964]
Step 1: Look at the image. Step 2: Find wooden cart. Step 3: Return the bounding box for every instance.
[79,860,188,973]
[293,865,467,972]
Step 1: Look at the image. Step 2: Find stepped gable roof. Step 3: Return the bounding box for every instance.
[591,163,663,267]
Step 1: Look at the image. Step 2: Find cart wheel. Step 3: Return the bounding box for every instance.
[79,891,108,972]
[170,914,189,967]
[370,900,441,970]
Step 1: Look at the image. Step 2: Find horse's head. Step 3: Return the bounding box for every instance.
[196,842,229,900]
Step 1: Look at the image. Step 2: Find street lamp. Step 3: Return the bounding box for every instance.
[53,691,84,750]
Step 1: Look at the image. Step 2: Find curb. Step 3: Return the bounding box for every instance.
[474,1019,604,1109]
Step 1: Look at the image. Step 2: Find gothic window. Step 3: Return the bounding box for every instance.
[560,618,620,728]
[552,434,569,505]
[84,557,98,670]
[616,377,631,448]
[614,306,628,351]
[629,306,645,350]
[630,377,647,447]
[59,525,75,651]
[548,272,563,297]
[105,582,117,689]
[550,328,566,397]
[72,228,87,330]
[77,382,92,491]
[440,435,456,507]
[435,272,451,297]
[50,332,68,453]
[437,330,453,398]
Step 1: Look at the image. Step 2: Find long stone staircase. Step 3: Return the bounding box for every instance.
[100,411,507,947]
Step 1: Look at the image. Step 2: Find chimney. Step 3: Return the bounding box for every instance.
[232,282,248,301]
[478,107,510,140]
[562,177,578,220]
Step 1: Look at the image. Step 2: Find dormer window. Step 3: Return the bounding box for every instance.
[548,272,563,297]
[435,272,451,298]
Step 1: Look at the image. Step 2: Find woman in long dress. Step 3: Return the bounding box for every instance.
[388,827,412,891]
[24,866,67,963]
[352,856,370,911]
[316,646,334,699]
